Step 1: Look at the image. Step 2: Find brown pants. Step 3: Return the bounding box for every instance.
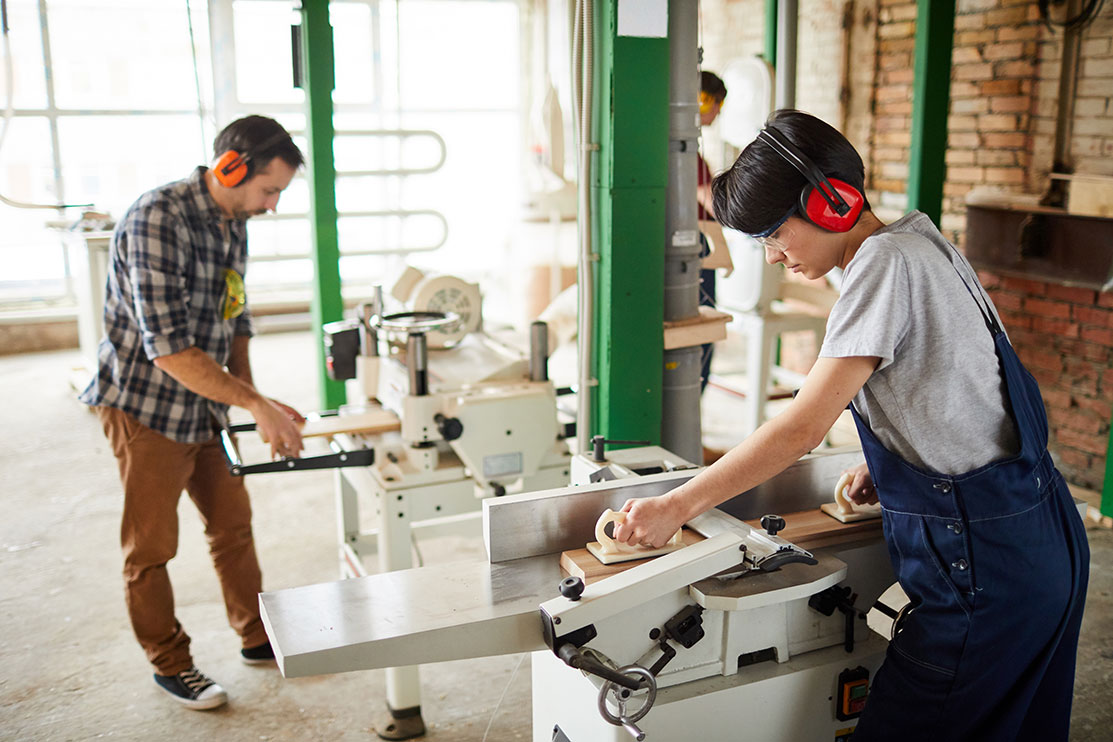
[97,407,268,675]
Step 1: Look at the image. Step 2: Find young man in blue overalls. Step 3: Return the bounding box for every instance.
[612,109,1090,740]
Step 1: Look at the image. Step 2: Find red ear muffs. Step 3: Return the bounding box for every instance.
[758,124,866,233]
[800,177,864,233]
[213,150,249,188]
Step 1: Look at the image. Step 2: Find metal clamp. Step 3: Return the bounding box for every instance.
[219,421,373,476]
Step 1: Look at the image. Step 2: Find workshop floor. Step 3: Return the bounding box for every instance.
[2,329,1110,742]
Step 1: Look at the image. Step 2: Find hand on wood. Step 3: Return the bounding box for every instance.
[612,494,688,550]
[842,462,878,505]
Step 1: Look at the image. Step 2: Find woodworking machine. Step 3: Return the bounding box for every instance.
[317,286,573,733]
[260,447,897,741]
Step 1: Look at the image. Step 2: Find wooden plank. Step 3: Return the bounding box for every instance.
[742,509,882,550]
[299,409,401,439]
[560,508,883,585]
[663,306,732,350]
[560,529,705,584]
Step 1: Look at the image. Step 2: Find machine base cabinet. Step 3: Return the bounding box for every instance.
[532,636,886,742]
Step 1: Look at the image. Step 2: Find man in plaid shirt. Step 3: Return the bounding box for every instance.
[81,115,306,710]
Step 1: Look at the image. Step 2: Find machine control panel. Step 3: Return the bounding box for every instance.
[836,665,870,720]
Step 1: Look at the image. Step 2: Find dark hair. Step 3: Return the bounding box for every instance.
[213,115,304,179]
[701,71,727,102]
[711,109,870,235]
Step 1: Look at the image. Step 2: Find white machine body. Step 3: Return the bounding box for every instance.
[261,448,900,740]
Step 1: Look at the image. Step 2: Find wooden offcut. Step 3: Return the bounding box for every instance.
[663,307,732,350]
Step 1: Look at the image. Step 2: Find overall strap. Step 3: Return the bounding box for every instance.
[944,244,1002,336]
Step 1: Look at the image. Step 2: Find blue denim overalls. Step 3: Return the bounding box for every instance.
[848,266,1090,741]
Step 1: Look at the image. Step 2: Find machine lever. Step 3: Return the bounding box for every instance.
[808,585,865,653]
[590,435,652,462]
[620,718,646,741]
[557,644,642,691]
[647,640,676,677]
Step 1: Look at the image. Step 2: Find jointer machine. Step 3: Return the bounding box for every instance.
[260,445,902,741]
[225,278,575,735]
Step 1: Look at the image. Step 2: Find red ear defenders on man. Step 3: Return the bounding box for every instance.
[212,130,293,188]
[757,125,865,233]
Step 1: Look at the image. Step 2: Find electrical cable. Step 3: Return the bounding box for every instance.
[479,653,526,742]
[184,0,208,162]
[0,0,92,210]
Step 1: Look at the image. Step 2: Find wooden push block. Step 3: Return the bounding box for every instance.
[820,473,882,524]
[585,539,684,565]
[586,508,685,564]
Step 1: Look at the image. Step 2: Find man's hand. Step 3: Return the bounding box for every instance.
[249,397,305,460]
[612,494,689,549]
[842,462,878,505]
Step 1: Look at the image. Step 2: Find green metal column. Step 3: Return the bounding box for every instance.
[591,2,670,445]
[1102,412,1113,517]
[300,1,345,409]
[907,0,955,225]
[764,0,778,66]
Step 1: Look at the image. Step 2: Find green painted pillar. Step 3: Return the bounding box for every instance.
[765,0,778,66]
[300,1,345,410]
[907,0,955,225]
[1102,412,1113,518]
[591,3,670,445]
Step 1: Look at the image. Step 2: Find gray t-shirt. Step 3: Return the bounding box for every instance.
[819,211,1020,474]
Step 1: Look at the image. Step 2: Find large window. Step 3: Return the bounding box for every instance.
[1,0,524,318]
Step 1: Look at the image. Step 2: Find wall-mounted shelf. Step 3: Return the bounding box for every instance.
[964,199,1113,291]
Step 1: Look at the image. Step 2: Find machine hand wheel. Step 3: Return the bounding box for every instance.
[597,664,657,740]
[370,310,461,338]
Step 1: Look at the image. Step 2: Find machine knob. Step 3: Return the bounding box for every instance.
[760,514,787,536]
[433,413,463,441]
[559,576,586,601]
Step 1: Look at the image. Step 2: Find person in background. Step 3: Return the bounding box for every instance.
[614,109,1089,741]
[696,70,729,401]
[80,115,306,710]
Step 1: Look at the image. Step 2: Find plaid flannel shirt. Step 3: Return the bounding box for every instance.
[80,167,254,443]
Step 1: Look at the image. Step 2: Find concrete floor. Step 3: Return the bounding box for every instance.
[1,329,1111,741]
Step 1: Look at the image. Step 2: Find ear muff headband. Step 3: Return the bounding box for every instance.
[213,130,293,188]
[757,125,864,233]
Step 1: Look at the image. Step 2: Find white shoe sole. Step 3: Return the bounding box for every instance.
[159,685,228,710]
[241,655,275,666]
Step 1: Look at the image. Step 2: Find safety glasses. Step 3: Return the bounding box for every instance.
[756,225,795,255]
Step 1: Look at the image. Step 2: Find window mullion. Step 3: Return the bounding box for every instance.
[39,0,72,301]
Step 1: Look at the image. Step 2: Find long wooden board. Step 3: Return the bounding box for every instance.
[743,508,882,552]
[560,529,706,584]
[299,409,401,439]
[560,508,883,584]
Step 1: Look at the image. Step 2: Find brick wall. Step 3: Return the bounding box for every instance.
[980,277,1113,488]
[869,0,1113,489]
[702,0,1113,488]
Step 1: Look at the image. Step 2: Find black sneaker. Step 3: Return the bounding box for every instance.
[241,641,275,665]
[153,666,228,710]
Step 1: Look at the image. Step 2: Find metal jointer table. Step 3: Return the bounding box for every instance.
[261,448,898,741]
